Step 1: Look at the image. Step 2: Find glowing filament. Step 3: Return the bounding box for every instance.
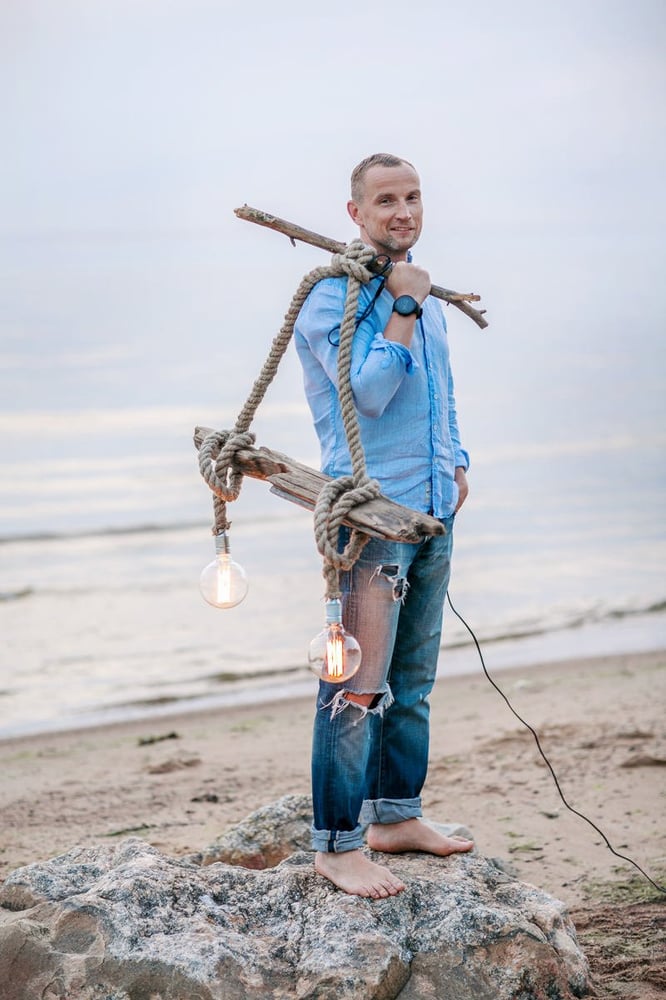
[199,532,249,609]
[325,628,345,679]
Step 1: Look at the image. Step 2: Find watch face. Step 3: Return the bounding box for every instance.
[393,295,421,316]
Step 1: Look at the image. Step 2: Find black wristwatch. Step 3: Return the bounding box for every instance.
[392,294,423,319]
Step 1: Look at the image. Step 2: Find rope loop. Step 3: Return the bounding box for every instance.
[198,428,256,502]
[313,474,381,598]
[329,239,377,284]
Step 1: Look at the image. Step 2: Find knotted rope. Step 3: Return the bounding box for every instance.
[198,239,382,595]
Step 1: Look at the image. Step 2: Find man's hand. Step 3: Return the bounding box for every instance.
[386,261,431,303]
[454,467,469,513]
[383,262,432,347]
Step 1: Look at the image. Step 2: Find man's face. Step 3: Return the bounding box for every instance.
[347,163,423,261]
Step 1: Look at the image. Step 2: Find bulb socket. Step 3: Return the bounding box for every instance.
[324,598,343,625]
[214,531,231,556]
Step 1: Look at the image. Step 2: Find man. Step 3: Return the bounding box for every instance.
[294,153,473,898]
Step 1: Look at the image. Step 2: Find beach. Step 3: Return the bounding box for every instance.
[1,647,664,997]
[2,6,665,996]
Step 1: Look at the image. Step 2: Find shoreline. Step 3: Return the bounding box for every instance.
[2,611,664,742]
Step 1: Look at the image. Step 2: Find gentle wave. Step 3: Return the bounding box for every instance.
[0,587,33,603]
[0,520,207,546]
[2,567,663,645]
[445,599,666,649]
[0,508,304,547]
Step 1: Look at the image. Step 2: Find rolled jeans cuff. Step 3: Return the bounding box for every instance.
[310,823,365,853]
[360,797,422,825]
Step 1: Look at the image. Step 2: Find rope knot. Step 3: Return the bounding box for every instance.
[313,475,381,598]
[198,428,256,502]
[329,239,377,284]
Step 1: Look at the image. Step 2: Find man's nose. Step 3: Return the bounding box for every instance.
[395,200,413,219]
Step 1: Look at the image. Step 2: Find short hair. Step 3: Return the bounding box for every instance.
[350,153,416,203]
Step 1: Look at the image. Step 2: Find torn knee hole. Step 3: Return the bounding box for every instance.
[321,686,394,720]
[344,691,383,709]
[371,563,409,602]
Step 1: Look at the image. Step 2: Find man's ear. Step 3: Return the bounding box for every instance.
[347,199,361,226]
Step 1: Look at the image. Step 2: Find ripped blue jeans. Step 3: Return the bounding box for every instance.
[310,514,455,853]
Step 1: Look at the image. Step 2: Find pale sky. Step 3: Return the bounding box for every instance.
[1,0,665,448]
[2,0,664,237]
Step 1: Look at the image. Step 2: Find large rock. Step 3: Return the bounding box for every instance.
[0,801,590,1000]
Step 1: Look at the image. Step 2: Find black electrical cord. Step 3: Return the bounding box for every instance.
[327,257,392,346]
[445,590,666,896]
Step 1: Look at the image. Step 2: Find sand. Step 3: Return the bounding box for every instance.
[1,649,665,997]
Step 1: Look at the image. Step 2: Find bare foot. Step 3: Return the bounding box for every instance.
[314,849,406,898]
[366,818,474,856]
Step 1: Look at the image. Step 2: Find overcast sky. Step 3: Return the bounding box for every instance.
[1,0,665,442]
[2,0,664,234]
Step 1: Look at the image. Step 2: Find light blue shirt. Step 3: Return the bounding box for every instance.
[294,274,469,518]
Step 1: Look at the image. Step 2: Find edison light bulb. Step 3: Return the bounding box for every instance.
[199,532,248,609]
[308,598,362,683]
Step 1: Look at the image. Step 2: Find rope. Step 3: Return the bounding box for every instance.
[311,244,383,597]
[198,240,381,592]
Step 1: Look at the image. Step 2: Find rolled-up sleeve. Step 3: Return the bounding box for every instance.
[351,329,415,418]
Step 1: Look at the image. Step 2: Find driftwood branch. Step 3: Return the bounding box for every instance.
[194,427,445,542]
[234,204,488,330]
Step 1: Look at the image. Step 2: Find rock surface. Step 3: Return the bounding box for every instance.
[196,793,315,869]
[0,797,590,1000]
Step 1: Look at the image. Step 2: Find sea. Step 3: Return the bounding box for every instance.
[1,231,664,739]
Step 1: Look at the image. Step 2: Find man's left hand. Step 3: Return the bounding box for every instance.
[454,467,469,512]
